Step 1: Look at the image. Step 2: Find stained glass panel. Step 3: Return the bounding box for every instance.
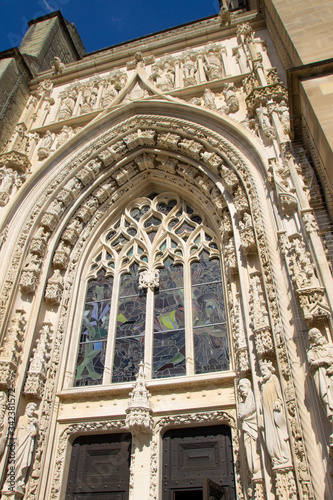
[191,252,228,374]
[153,329,186,378]
[193,325,229,373]
[153,260,185,378]
[113,265,146,383]
[119,265,140,297]
[192,283,226,325]
[75,341,106,386]
[159,258,183,290]
[75,270,113,386]
[191,252,220,285]
[113,336,144,383]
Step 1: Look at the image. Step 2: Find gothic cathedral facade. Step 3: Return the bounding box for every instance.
[0,1,333,499]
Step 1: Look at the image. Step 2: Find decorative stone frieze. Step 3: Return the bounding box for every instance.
[40,199,66,232]
[24,323,52,398]
[157,132,180,151]
[75,158,103,186]
[239,213,256,254]
[0,309,26,389]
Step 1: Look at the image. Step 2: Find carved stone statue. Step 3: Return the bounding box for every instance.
[101,82,118,107]
[222,82,239,114]
[58,89,77,121]
[259,359,291,467]
[203,88,217,110]
[238,379,262,477]
[256,104,276,143]
[307,328,333,422]
[0,167,17,206]
[52,56,65,75]
[204,48,223,81]
[11,402,38,494]
[183,53,197,87]
[37,130,55,160]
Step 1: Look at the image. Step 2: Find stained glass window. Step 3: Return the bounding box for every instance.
[74,193,230,387]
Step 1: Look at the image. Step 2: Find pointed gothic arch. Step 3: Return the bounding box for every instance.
[0,104,326,500]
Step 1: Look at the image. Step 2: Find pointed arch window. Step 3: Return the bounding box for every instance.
[74,193,229,387]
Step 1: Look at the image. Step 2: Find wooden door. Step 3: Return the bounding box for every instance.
[162,425,235,500]
[65,433,131,500]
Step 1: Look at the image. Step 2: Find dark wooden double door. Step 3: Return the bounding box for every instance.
[162,425,235,500]
[65,426,235,499]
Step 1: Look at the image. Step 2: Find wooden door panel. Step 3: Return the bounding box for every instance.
[65,433,131,500]
[162,426,235,500]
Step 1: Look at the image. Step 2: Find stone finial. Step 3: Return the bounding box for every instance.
[125,362,153,434]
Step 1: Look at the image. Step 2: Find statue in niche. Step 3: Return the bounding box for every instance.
[80,87,98,114]
[0,391,8,456]
[150,59,175,91]
[256,104,276,143]
[276,100,290,134]
[307,327,333,422]
[55,125,72,149]
[204,48,223,81]
[58,89,77,121]
[0,167,22,206]
[101,82,118,107]
[37,130,55,160]
[183,54,197,87]
[259,359,291,467]
[238,379,262,478]
[222,82,239,114]
[8,402,38,494]
[203,88,217,110]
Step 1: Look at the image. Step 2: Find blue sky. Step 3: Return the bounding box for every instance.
[0,0,221,54]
